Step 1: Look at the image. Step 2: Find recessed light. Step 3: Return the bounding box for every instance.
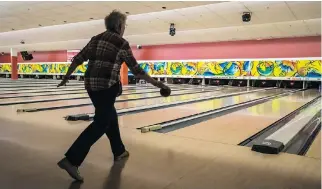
[125,12,129,14]
[162,6,167,9]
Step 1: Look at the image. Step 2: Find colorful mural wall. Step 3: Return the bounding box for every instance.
[0,63,88,75]
[1,59,321,81]
[136,60,321,80]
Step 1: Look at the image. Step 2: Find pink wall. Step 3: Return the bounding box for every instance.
[0,51,67,63]
[0,53,10,63]
[17,51,67,63]
[0,36,320,63]
[131,36,321,60]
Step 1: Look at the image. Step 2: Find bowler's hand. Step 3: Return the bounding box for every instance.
[57,78,69,87]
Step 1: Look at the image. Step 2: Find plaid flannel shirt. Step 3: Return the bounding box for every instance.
[72,31,145,91]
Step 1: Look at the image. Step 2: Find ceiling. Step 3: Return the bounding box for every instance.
[0,1,321,53]
[0,1,219,32]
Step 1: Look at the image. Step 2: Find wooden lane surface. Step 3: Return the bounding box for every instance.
[0,80,72,84]
[0,88,246,125]
[9,90,227,111]
[0,80,84,84]
[0,85,180,97]
[305,131,321,159]
[0,79,82,83]
[0,86,85,95]
[0,82,142,86]
[168,90,320,145]
[0,84,151,90]
[0,89,87,98]
[0,85,85,92]
[0,88,200,104]
[0,85,160,94]
[61,87,247,114]
[116,88,284,128]
[0,83,84,87]
[7,87,272,129]
[0,80,141,88]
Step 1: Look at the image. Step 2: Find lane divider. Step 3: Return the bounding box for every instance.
[251,97,321,154]
[239,95,321,147]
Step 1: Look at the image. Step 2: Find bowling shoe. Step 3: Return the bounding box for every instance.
[57,157,84,181]
[114,150,130,161]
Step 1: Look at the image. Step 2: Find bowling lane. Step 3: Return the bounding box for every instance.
[0,88,205,104]
[0,89,87,98]
[305,131,321,159]
[12,89,229,110]
[168,89,320,144]
[1,93,89,103]
[9,87,246,116]
[115,88,286,129]
[0,79,81,83]
[0,84,153,93]
[0,81,82,85]
[0,85,177,97]
[167,84,221,90]
[0,83,84,87]
[0,86,85,92]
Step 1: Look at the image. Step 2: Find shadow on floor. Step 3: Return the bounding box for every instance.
[68,158,128,189]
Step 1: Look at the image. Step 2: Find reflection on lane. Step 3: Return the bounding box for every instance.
[241,89,320,118]
[193,89,285,111]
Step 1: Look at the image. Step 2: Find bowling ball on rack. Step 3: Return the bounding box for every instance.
[160,88,171,97]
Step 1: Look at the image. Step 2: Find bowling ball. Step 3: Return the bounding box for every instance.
[160,88,171,97]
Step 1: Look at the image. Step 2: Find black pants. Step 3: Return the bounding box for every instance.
[65,83,125,166]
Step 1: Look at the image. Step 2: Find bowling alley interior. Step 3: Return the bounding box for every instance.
[0,1,321,189]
